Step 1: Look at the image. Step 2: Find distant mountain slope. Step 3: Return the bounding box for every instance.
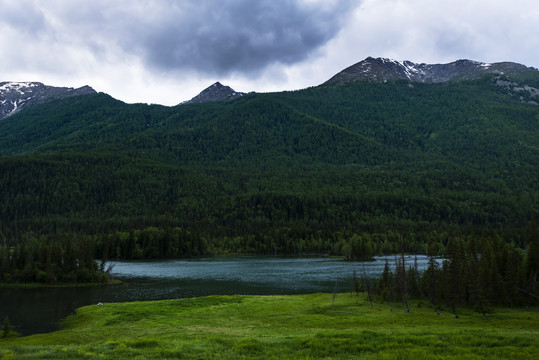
[0,82,96,120]
[0,65,537,168]
[0,91,396,165]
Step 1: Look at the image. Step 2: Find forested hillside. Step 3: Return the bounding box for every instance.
[0,75,538,262]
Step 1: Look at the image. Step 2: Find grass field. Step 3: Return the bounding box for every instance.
[1,293,538,359]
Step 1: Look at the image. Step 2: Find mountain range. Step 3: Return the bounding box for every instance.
[191,57,539,104]
[0,57,538,254]
[1,58,537,120]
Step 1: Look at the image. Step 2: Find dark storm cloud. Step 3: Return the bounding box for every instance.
[7,0,536,106]
[122,0,354,75]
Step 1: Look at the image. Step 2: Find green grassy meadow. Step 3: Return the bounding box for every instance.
[1,293,538,359]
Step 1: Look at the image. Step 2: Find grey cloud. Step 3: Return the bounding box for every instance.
[0,2,47,35]
[118,0,355,76]
[1,0,354,78]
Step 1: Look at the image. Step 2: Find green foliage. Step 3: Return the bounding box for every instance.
[0,234,110,284]
[2,317,10,338]
[0,77,538,263]
[373,231,538,310]
[1,316,17,339]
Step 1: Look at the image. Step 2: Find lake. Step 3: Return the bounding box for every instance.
[1,255,434,336]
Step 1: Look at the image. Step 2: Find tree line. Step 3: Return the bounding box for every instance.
[0,234,112,284]
[362,222,539,315]
[2,222,538,292]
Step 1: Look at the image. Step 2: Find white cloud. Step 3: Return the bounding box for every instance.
[325,0,539,66]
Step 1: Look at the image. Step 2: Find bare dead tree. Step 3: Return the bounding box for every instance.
[516,287,539,300]
[105,262,116,275]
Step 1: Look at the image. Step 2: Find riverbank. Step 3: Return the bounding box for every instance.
[1,293,538,359]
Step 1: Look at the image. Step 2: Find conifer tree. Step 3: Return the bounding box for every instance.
[445,237,465,315]
[378,258,393,302]
[2,316,11,338]
[479,235,498,304]
[503,245,522,307]
[362,265,373,308]
[525,219,539,307]
[399,238,409,312]
[467,254,490,319]
[425,241,439,313]
[0,242,9,279]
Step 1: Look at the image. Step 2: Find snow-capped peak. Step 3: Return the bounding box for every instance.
[0,82,39,91]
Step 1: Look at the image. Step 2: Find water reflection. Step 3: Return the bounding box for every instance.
[1,255,434,336]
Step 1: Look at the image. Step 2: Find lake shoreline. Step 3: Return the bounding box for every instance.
[0,279,123,289]
[1,255,436,337]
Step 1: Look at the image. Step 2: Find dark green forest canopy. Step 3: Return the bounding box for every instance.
[0,76,538,256]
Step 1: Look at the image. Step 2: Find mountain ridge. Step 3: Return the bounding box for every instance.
[0,82,96,120]
[324,57,539,85]
[2,57,538,111]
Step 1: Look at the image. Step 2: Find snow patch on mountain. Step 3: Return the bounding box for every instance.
[325,57,537,85]
[0,82,96,120]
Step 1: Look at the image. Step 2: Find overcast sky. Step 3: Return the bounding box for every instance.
[1,0,538,105]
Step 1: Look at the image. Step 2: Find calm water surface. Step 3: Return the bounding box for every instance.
[1,255,433,336]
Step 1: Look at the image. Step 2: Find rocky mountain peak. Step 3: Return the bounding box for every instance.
[185,82,244,104]
[0,82,96,120]
[324,57,538,85]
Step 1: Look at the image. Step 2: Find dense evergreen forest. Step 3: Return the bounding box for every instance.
[368,221,539,312]
[0,75,538,284]
[0,234,111,283]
